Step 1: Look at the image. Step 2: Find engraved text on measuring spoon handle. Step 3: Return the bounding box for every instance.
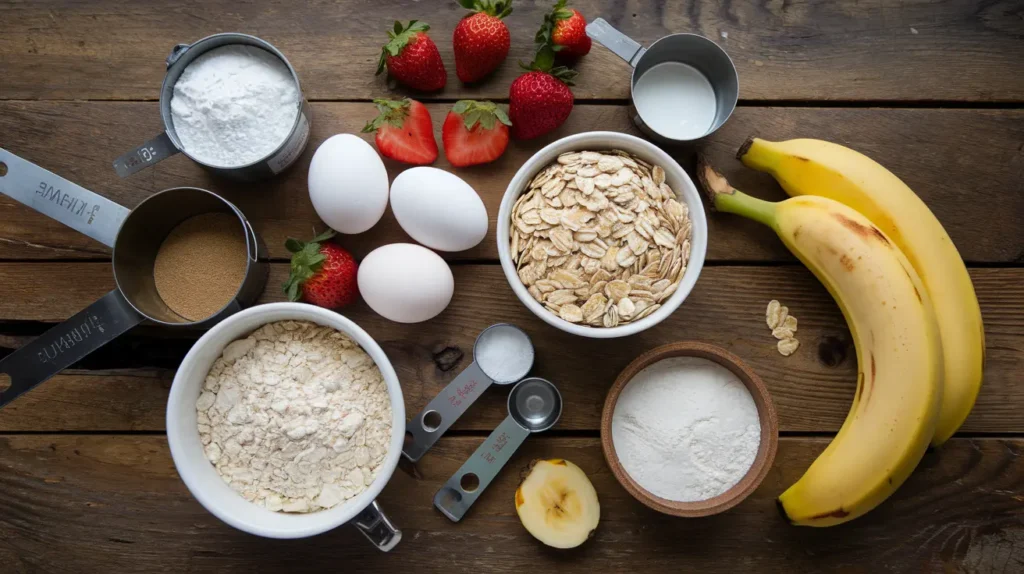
[403,362,493,463]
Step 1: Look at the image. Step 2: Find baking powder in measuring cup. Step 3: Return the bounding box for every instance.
[475,326,534,383]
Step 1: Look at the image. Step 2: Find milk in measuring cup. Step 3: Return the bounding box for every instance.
[634,62,718,140]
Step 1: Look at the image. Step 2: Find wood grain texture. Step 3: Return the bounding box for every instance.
[0,264,1020,434]
[1,101,1021,262]
[1,0,1022,102]
[0,435,1021,573]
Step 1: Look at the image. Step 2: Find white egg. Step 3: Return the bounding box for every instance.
[357,243,454,323]
[308,134,389,234]
[390,167,488,252]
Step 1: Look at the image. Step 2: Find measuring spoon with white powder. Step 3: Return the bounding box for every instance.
[403,324,535,462]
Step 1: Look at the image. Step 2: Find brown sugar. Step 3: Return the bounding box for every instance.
[154,212,248,322]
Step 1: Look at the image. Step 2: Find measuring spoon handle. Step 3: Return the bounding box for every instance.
[0,148,130,248]
[586,18,647,67]
[403,362,493,462]
[0,290,144,409]
[433,415,530,522]
[112,132,181,178]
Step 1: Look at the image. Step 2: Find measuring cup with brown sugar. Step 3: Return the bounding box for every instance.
[0,148,268,409]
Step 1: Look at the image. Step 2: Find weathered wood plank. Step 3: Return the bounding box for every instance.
[0,264,1020,434]
[0,101,1021,262]
[1,0,1021,102]
[0,435,1020,573]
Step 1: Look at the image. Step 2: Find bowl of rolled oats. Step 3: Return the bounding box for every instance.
[498,132,707,338]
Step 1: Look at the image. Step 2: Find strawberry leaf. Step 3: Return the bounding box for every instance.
[493,107,512,126]
[284,238,304,253]
[452,100,512,130]
[283,230,337,302]
[362,98,411,133]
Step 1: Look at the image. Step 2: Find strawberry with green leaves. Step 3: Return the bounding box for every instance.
[377,20,447,92]
[443,100,512,167]
[362,98,438,165]
[538,0,591,62]
[283,230,359,309]
[509,46,577,140]
[453,0,513,83]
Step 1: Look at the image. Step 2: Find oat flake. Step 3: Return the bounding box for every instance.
[197,321,392,513]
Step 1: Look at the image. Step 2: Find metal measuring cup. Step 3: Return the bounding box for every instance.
[403,324,535,463]
[586,18,738,143]
[0,148,268,408]
[113,33,312,181]
[434,377,563,522]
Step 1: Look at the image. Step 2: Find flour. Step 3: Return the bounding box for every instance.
[170,44,299,167]
[196,321,392,513]
[476,326,534,382]
[611,356,760,502]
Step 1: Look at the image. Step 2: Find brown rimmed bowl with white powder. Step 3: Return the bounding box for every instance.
[600,341,778,517]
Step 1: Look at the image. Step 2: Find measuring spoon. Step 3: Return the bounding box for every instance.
[434,377,563,522]
[403,323,534,462]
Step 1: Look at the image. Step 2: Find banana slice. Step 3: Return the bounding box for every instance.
[515,459,599,548]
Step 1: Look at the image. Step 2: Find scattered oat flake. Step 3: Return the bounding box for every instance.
[782,315,797,331]
[772,326,795,340]
[766,300,781,329]
[778,338,800,357]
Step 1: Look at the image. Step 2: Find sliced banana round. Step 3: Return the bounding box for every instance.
[515,459,600,549]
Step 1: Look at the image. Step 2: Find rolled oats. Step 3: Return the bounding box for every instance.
[765,300,800,356]
[511,150,692,327]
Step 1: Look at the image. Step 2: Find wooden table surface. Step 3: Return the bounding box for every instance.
[1,1,1022,572]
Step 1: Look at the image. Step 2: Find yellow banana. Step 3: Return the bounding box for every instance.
[738,137,983,446]
[699,163,942,527]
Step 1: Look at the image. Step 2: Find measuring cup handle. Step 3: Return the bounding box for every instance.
[352,501,402,552]
[0,147,130,248]
[586,18,647,67]
[0,290,144,409]
[112,132,180,178]
[433,415,530,522]
[403,362,493,463]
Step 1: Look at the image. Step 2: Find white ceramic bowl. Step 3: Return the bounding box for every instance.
[498,132,708,338]
[166,303,406,541]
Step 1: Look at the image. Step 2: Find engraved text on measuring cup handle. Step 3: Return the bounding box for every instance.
[403,362,492,462]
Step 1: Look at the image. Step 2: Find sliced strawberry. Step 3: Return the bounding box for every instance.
[442,100,511,167]
[362,98,438,165]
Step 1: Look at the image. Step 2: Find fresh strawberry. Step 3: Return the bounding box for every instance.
[362,98,438,165]
[283,230,359,309]
[537,0,591,62]
[443,100,512,167]
[509,47,577,140]
[377,20,447,92]
[453,0,513,83]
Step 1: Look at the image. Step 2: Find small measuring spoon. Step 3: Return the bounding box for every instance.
[434,377,563,522]
[404,324,535,463]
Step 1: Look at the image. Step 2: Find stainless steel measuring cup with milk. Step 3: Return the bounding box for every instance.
[586,18,738,143]
[403,324,535,463]
[0,148,268,408]
[113,33,312,181]
[434,377,563,522]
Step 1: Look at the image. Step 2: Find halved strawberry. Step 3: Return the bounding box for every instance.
[442,100,511,167]
[361,98,438,165]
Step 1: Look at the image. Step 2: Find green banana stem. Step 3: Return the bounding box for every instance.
[697,159,778,230]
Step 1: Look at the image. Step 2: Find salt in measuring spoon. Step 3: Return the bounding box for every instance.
[434,377,563,522]
[403,323,535,463]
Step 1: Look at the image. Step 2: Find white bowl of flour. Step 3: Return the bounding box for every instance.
[167,303,405,543]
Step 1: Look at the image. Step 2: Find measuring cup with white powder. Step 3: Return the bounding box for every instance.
[114,33,311,180]
[403,324,535,462]
[586,19,738,143]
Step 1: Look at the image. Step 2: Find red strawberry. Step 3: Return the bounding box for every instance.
[442,100,512,167]
[540,0,591,61]
[283,230,359,309]
[509,47,577,140]
[453,0,513,83]
[377,20,447,92]
[362,98,438,165]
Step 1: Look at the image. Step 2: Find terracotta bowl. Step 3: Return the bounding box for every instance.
[601,341,779,517]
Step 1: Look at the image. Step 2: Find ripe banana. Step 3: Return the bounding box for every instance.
[699,163,942,526]
[738,137,983,446]
[515,459,599,548]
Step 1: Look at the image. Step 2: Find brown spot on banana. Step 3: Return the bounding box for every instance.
[809,508,850,520]
[839,254,855,271]
[832,213,891,246]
